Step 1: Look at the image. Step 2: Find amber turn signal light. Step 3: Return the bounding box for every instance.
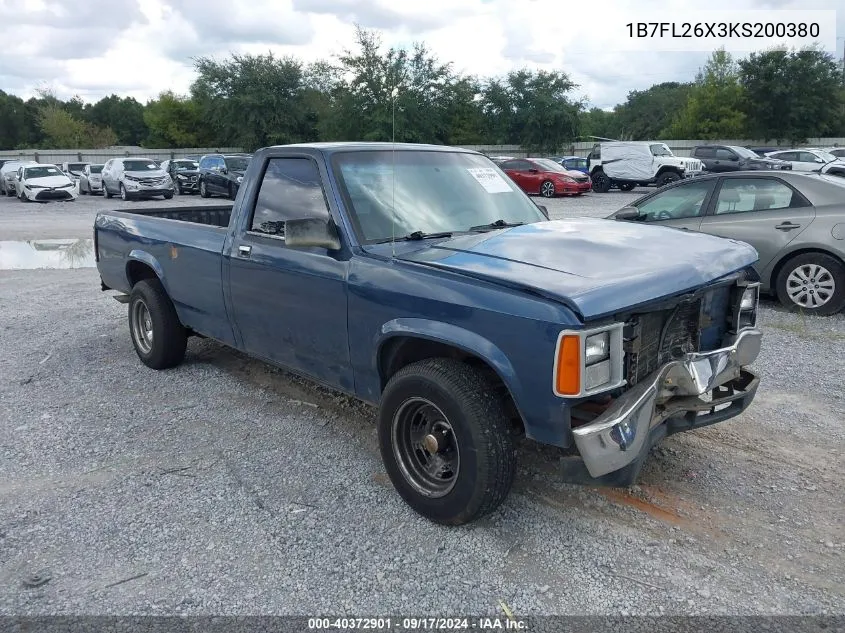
[554,334,581,396]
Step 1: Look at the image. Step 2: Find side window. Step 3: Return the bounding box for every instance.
[714,178,805,215]
[636,180,715,221]
[499,160,518,170]
[249,158,330,237]
[799,152,822,163]
[715,148,736,160]
[512,160,532,171]
[694,147,714,158]
[775,152,796,162]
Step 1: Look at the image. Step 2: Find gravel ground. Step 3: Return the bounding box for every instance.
[0,190,843,617]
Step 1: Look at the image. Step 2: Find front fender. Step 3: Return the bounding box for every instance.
[375,318,526,422]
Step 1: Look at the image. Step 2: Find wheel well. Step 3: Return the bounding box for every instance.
[126,260,159,287]
[590,167,604,176]
[378,337,524,432]
[770,248,845,289]
[656,166,682,176]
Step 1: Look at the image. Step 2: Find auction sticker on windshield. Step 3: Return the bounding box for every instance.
[467,168,513,193]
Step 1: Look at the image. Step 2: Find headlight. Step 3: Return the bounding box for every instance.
[553,324,624,397]
[584,332,609,365]
[740,287,757,310]
[237,176,243,184]
[733,283,760,330]
[177,174,187,180]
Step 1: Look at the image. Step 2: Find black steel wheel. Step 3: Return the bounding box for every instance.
[378,358,516,525]
[591,170,611,193]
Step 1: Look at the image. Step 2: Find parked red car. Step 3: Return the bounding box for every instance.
[498,158,592,197]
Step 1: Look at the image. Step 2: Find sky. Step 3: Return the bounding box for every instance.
[0,0,842,110]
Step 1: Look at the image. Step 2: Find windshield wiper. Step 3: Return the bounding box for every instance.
[372,230,454,244]
[469,219,525,231]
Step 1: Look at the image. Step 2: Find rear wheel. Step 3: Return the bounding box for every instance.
[591,170,611,193]
[378,358,517,525]
[128,279,188,369]
[619,183,636,192]
[775,253,845,316]
[540,180,555,198]
[163,192,174,200]
[656,171,681,187]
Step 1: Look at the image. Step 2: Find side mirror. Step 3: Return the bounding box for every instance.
[220,166,228,173]
[285,218,341,251]
[816,158,826,163]
[614,207,641,221]
[536,204,549,219]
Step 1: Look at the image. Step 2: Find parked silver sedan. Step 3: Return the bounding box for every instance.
[79,164,104,195]
[608,171,845,315]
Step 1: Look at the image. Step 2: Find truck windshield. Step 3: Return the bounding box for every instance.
[332,150,546,243]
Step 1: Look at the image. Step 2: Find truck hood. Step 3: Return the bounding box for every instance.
[397,218,758,320]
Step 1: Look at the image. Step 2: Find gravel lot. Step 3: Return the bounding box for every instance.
[1,190,843,617]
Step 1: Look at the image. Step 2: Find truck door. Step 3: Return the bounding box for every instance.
[225,155,353,392]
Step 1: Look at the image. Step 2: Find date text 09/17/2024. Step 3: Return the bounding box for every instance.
[308,617,527,630]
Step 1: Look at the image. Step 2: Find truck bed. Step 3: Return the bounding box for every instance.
[112,204,234,228]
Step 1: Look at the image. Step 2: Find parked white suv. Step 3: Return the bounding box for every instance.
[587,142,704,193]
[764,148,844,173]
[101,158,175,201]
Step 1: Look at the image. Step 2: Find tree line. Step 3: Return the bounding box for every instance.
[1,27,843,153]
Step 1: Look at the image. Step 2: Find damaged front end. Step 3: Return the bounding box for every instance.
[564,273,762,485]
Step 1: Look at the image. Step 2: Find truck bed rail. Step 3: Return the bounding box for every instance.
[112,204,234,228]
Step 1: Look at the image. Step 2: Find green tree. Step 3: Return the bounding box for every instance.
[191,52,310,150]
[739,47,843,143]
[0,91,29,150]
[480,69,581,152]
[613,82,692,140]
[329,27,471,145]
[85,95,149,145]
[143,91,207,147]
[38,103,116,148]
[665,49,746,139]
[579,107,619,140]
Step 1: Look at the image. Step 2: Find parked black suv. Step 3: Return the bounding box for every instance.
[197,153,252,199]
[692,145,791,171]
[161,158,200,194]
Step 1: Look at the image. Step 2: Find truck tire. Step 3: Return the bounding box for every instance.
[378,358,517,525]
[656,171,681,187]
[128,279,187,369]
[591,170,611,193]
[775,252,845,316]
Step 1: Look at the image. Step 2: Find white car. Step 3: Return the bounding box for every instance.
[15,164,78,202]
[764,148,844,172]
[1,160,39,196]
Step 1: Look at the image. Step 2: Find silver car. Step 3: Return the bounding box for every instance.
[79,164,105,195]
[1,160,39,196]
[608,171,845,315]
[101,157,174,201]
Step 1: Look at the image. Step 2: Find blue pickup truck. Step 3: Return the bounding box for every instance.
[95,142,763,525]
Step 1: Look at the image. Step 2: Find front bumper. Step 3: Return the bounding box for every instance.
[572,327,761,479]
[124,186,174,196]
[559,181,592,194]
[25,187,77,201]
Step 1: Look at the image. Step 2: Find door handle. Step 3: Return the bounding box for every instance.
[237,245,252,257]
[775,222,801,231]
